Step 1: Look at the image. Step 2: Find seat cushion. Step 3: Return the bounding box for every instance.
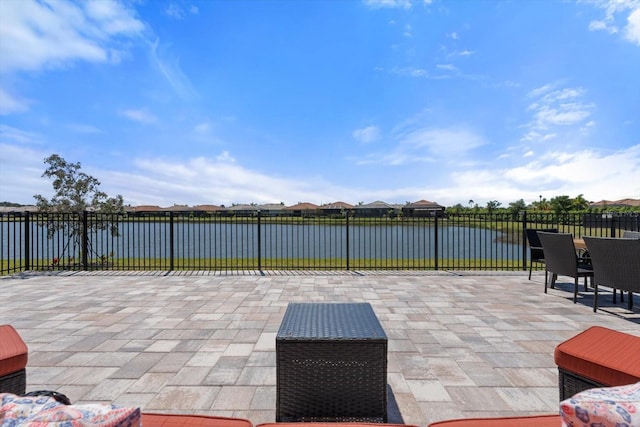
[426,414,561,426]
[560,382,640,427]
[554,326,640,386]
[1,393,140,426]
[0,325,28,377]
[142,413,252,427]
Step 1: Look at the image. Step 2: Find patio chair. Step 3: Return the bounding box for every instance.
[537,232,593,303]
[583,236,640,312]
[524,228,557,283]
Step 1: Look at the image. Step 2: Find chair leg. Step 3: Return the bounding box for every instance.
[593,284,599,312]
[629,292,633,311]
[574,278,578,303]
[550,273,557,289]
[528,262,532,281]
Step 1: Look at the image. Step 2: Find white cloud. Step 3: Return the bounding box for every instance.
[0,124,43,145]
[120,108,157,124]
[1,140,638,208]
[353,126,381,144]
[0,0,144,73]
[194,122,211,133]
[150,39,196,100]
[0,88,29,115]
[444,145,640,206]
[124,155,345,207]
[0,143,52,202]
[399,128,485,156]
[165,3,186,19]
[363,0,412,10]
[358,126,486,166]
[522,84,595,144]
[586,1,640,46]
[404,24,413,37]
[588,20,609,31]
[625,8,640,45]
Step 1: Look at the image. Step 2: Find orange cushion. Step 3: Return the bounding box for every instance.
[142,413,252,427]
[0,325,28,377]
[554,326,640,386]
[427,414,561,427]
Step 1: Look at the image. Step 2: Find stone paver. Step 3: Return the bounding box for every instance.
[1,271,639,425]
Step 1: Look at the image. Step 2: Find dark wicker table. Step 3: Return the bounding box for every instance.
[276,302,388,422]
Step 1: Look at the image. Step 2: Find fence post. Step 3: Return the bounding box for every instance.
[257,210,262,271]
[522,211,527,271]
[434,215,439,270]
[169,212,174,271]
[82,211,88,271]
[345,214,350,271]
[24,212,30,271]
[610,216,617,238]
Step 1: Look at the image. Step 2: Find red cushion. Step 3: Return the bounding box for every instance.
[427,414,561,427]
[142,413,252,427]
[554,326,640,386]
[0,325,28,377]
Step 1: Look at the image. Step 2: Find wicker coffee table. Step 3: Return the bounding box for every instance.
[276,302,388,422]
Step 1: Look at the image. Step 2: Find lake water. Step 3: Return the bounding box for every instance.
[2,221,525,262]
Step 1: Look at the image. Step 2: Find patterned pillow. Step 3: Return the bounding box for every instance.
[0,393,141,426]
[560,382,640,427]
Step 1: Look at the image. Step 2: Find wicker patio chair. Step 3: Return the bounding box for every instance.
[538,232,593,303]
[583,236,640,312]
[524,228,558,283]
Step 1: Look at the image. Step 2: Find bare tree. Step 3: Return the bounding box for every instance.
[33,154,124,265]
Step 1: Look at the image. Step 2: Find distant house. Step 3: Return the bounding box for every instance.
[192,205,224,215]
[128,205,163,213]
[402,200,445,217]
[588,199,640,208]
[320,201,354,216]
[162,204,190,212]
[258,203,286,216]
[284,202,319,217]
[225,204,260,216]
[354,201,394,218]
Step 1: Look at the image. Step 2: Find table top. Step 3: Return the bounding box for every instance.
[574,238,586,250]
[276,302,387,341]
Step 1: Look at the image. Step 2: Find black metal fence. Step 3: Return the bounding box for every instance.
[1,210,637,275]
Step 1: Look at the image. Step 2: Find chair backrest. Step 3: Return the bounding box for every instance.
[622,230,640,239]
[525,228,558,260]
[583,236,640,292]
[525,228,558,248]
[537,232,578,278]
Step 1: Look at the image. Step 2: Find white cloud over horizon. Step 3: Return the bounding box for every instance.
[3,141,637,208]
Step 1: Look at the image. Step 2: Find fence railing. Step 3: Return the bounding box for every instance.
[1,210,637,275]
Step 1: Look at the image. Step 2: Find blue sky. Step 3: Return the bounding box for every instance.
[1,0,639,208]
